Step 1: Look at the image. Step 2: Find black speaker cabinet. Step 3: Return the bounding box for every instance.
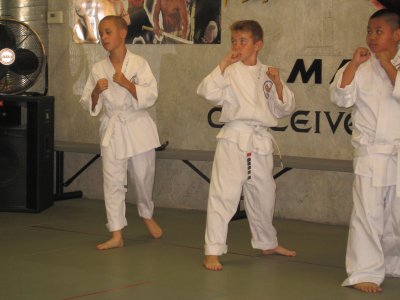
[0,95,54,212]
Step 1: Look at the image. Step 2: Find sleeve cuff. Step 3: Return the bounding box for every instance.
[393,71,400,100]
[90,100,101,116]
[133,85,158,110]
[209,66,229,88]
[333,71,356,96]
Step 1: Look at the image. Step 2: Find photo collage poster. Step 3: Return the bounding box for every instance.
[72,0,221,45]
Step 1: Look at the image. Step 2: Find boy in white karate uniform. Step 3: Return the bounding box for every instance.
[197,20,296,271]
[80,15,162,250]
[330,9,400,293]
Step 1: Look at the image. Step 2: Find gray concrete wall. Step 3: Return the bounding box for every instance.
[47,0,377,225]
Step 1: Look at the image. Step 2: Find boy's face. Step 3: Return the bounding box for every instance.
[366,17,400,54]
[98,20,127,52]
[231,30,263,65]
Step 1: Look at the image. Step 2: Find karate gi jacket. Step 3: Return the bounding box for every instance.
[197,60,295,155]
[80,50,160,159]
[330,50,400,190]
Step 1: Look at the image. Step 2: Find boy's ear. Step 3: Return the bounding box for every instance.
[255,40,263,51]
[395,28,400,42]
[120,28,128,39]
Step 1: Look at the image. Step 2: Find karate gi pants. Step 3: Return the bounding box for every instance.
[205,139,278,255]
[102,147,156,232]
[343,175,400,286]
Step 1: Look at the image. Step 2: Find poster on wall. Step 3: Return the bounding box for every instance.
[71,0,221,44]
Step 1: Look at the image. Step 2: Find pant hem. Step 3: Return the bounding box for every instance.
[252,240,278,251]
[342,276,383,286]
[106,222,128,232]
[205,244,228,256]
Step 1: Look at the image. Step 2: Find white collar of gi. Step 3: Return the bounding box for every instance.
[372,49,400,67]
[390,48,400,70]
[369,50,400,78]
[107,50,131,74]
[237,59,263,79]
[237,59,262,68]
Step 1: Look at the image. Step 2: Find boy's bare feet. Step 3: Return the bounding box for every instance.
[97,230,124,250]
[261,245,296,257]
[352,282,382,293]
[203,255,223,271]
[143,218,163,239]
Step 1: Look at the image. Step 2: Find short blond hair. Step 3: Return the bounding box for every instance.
[230,20,263,42]
[99,15,128,31]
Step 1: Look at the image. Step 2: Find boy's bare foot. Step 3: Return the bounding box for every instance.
[143,218,163,239]
[96,236,124,250]
[203,255,223,271]
[261,245,296,257]
[97,230,123,250]
[352,282,382,293]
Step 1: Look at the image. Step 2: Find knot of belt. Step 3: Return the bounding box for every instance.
[101,108,144,147]
[355,144,400,197]
[226,121,284,168]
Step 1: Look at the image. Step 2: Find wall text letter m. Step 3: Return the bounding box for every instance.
[287,59,322,84]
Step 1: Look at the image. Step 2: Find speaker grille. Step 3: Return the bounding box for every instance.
[0,95,53,212]
[0,144,20,186]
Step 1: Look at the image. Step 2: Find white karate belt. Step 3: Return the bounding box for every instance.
[225,121,284,168]
[101,108,146,147]
[354,144,400,197]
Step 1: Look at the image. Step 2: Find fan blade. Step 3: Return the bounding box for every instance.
[0,24,17,49]
[9,49,39,76]
[0,65,8,80]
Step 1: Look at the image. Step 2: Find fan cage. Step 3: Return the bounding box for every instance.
[0,18,45,95]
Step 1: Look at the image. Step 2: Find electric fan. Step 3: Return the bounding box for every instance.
[0,18,46,95]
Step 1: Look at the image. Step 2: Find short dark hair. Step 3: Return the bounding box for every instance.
[99,15,128,31]
[230,20,263,42]
[370,8,400,29]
